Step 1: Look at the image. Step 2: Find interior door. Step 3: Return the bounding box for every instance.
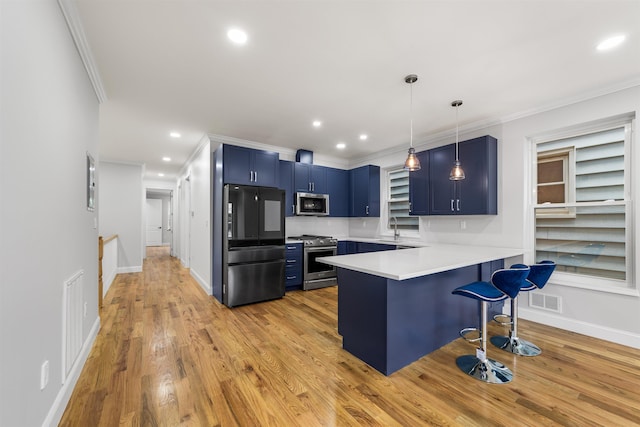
[146,198,163,246]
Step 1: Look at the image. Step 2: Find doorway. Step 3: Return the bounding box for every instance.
[145,189,174,255]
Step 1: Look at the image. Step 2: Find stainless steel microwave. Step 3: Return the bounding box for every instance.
[295,192,330,216]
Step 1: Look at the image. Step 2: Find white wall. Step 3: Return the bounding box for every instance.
[0,1,100,425]
[180,139,211,292]
[99,162,144,272]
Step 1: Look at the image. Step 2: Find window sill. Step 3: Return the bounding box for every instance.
[547,271,639,297]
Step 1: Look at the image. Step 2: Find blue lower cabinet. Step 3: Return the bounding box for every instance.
[356,242,396,253]
[285,243,303,290]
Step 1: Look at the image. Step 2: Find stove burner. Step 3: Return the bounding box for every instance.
[288,235,337,247]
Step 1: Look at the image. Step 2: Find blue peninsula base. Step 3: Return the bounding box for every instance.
[337,260,504,375]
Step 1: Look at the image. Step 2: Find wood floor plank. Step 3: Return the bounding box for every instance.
[59,246,640,426]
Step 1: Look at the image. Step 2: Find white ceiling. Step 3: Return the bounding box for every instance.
[73,0,640,180]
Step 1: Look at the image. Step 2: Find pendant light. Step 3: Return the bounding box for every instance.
[403,74,421,171]
[449,100,465,180]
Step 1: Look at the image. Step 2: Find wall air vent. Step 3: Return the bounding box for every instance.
[529,292,562,313]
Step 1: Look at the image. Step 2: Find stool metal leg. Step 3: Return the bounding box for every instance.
[491,296,541,356]
[456,301,513,384]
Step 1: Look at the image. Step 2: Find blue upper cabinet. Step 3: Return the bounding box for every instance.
[326,167,349,217]
[223,144,279,187]
[429,135,497,215]
[294,163,327,193]
[408,150,430,216]
[279,160,295,217]
[350,165,380,217]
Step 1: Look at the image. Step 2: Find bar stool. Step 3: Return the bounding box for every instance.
[452,265,530,384]
[491,261,556,356]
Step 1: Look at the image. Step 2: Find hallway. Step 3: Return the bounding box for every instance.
[59,249,640,426]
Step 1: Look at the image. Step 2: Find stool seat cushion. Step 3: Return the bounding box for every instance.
[452,281,509,302]
[528,261,556,289]
[510,264,538,292]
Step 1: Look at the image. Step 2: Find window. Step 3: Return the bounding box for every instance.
[387,168,418,232]
[537,148,574,218]
[534,121,632,289]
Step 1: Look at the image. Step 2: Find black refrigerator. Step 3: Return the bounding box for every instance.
[222,184,285,307]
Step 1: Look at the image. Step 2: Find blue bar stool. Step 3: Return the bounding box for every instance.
[491,261,556,356]
[452,265,530,384]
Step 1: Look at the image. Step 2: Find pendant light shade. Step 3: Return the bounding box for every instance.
[449,100,465,181]
[403,74,421,171]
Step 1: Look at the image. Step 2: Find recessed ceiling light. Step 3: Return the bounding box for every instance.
[162,157,171,162]
[158,173,165,177]
[312,120,322,128]
[227,28,248,45]
[170,132,181,138]
[597,34,625,51]
[336,143,346,149]
[359,134,368,141]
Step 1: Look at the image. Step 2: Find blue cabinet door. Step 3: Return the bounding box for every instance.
[429,135,497,215]
[223,145,253,185]
[285,243,303,289]
[279,160,295,217]
[294,163,327,193]
[456,136,497,215]
[223,144,279,187]
[327,167,349,217]
[429,144,457,215]
[408,150,430,216]
[253,149,280,187]
[349,165,380,217]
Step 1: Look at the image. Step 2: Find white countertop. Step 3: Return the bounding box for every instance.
[318,244,524,281]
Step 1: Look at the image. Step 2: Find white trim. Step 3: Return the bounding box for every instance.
[190,268,211,294]
[57,0,107,103]
[117,266,143,274]
[42,317,100,427]
[519,307,640,349]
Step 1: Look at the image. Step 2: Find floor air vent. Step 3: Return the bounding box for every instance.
[529,292,562,313]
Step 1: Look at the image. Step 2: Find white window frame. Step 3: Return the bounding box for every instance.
[384,167,419,236]
[528,114,636,295]
[536,147,576,218]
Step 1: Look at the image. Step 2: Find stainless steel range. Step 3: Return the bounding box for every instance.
[288,235,338,290]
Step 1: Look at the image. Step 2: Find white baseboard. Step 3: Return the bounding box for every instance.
[42,316,100,427]
[519,307,640,349]
[117,266,142,274]
[190,268,211,294]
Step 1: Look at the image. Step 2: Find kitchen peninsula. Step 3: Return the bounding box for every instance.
[319,244,524,375]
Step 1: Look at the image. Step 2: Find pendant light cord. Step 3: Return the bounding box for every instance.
[410,82,414,148]
[455,103,459,161]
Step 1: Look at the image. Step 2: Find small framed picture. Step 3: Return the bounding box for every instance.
[87,153,95,211]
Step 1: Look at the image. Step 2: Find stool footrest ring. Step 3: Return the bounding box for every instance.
[459,327,481,343]
[493,314,513,326]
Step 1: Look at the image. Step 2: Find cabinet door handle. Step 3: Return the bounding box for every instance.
[286,259,296,264]
[450,199,454,211]
[366,205,369,215]
[456,199,460,211]
[312,182,315,192]
[409,201,412,213]
[286,276,296,280]
[292,205,295,214]
[250,171,254,182]
[255,171,258,182]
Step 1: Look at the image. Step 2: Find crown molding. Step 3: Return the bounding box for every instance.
[58,0,107,103]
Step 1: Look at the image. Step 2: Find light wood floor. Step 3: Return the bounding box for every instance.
[60,246,640,426]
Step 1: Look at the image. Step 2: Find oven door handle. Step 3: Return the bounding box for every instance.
[305,246,337,254]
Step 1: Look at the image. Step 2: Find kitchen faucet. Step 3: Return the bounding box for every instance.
[391,216,400,241]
